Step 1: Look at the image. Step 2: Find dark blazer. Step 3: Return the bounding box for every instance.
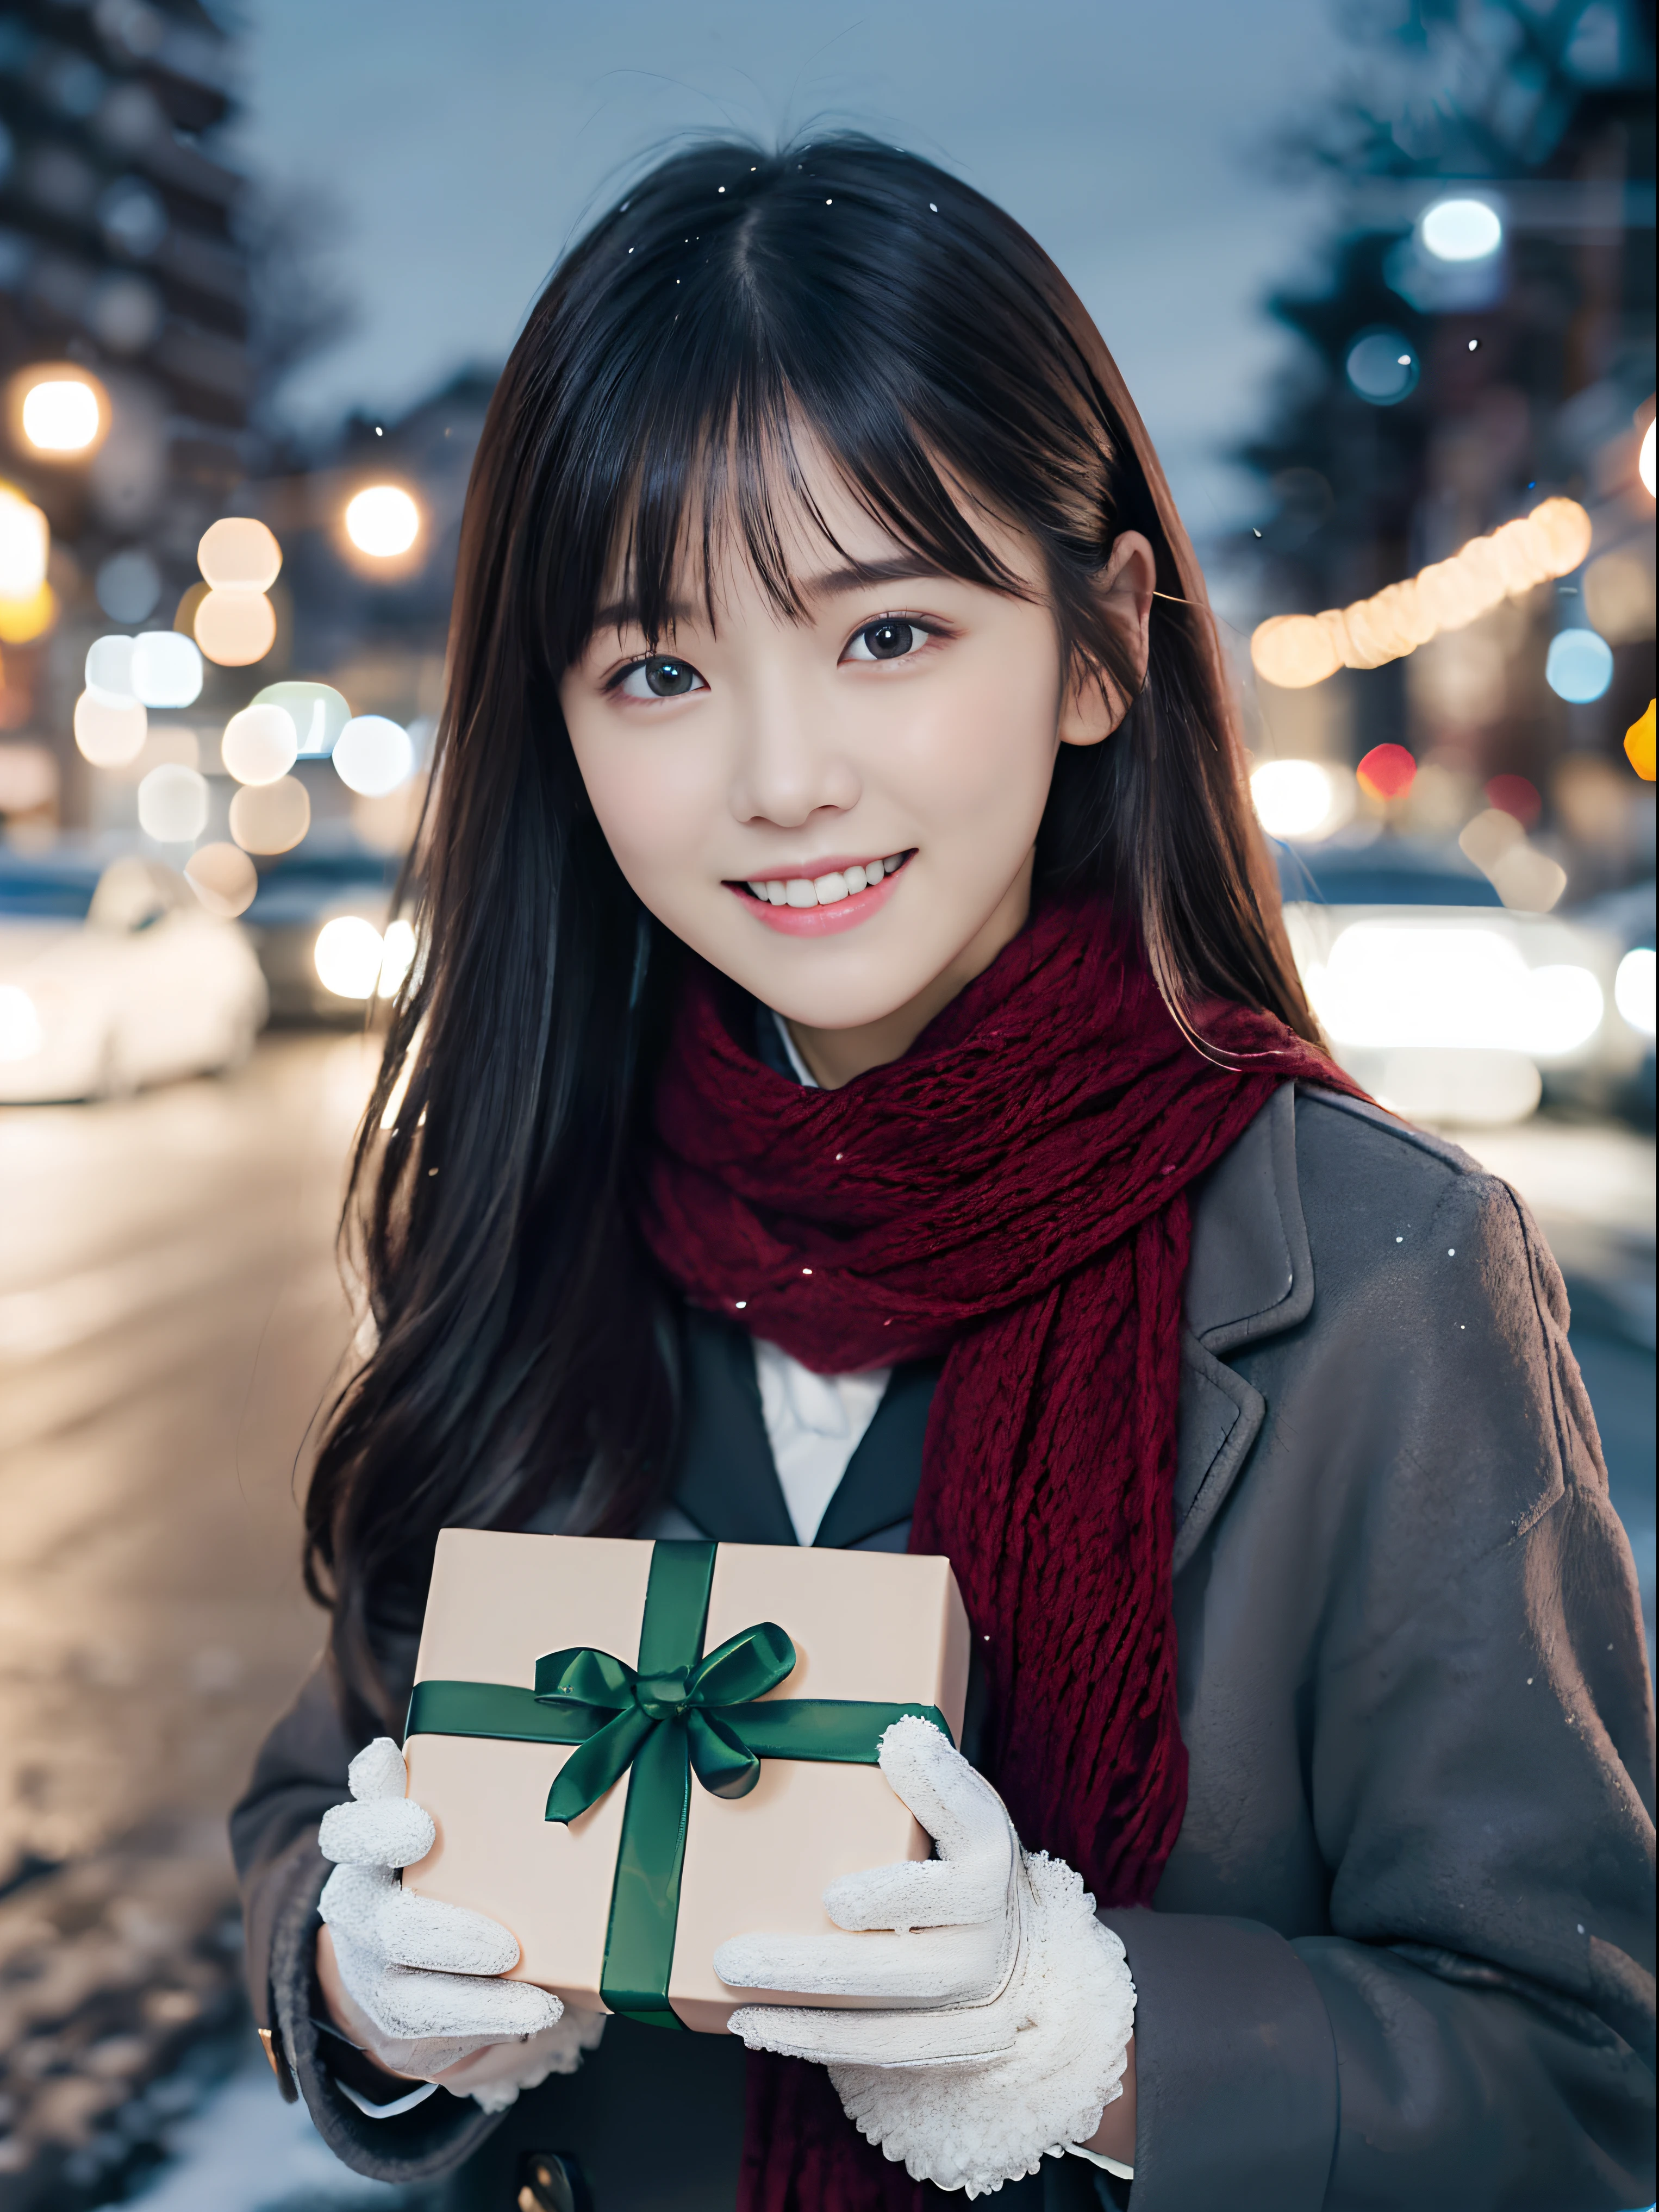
[229,1084,1656,2210]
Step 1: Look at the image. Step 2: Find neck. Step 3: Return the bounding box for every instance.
[785,853,1034,1090]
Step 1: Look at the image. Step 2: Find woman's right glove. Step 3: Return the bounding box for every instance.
[317,1736,604,2112]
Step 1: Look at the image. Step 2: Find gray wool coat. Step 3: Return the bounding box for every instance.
[229,1084,1657,2210]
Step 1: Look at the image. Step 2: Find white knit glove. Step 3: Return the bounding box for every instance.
[317,1736,604,2113]
[715,1715,1134,2198]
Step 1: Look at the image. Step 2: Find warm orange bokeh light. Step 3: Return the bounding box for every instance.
[1251,497,1594,689]
[1625,701,1656,781]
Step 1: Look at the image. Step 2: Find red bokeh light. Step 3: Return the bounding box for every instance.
[1356,743,1417,801]
[1484,773,1541,827]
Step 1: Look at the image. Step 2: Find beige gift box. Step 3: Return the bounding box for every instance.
[402,1529,970,2032]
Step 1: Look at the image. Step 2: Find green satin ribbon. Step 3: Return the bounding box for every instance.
[404,1539,951,2029]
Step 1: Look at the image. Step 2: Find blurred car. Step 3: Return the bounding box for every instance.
[241,830,406,1022]
[0,853,268,1103]
[1273,834,1646,1128]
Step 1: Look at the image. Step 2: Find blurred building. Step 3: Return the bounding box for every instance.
[0,0,250,832]
[1237,0,1655,911]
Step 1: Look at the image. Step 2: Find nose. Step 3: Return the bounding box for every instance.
[728,670,861,831]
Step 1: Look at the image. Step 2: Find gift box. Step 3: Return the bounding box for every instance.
[401,1529,970,2033]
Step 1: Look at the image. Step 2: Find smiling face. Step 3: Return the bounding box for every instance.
[560,453,1149,1085]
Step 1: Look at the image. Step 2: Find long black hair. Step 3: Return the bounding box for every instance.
[304,135,1317,1735]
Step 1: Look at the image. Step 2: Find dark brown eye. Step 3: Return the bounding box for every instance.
[856,620,916,661]
[644,657,696,695]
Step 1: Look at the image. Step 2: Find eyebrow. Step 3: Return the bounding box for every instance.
[590,555,954,638]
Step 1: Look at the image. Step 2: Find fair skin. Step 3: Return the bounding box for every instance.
[323,457,1152,2163]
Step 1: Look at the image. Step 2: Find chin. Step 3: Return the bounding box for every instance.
[740,959,936,1034]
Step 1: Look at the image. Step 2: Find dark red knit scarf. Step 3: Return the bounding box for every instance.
[637,899,1350,2210]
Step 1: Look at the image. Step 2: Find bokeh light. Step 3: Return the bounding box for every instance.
[332,714,413,796]
[185,842,259,919]
[0,983,42,1063]
[73,688,146,767]
[251,680,351,757]
[194,587,277,667]
[96,548,161,624]
[131,630,204,709]
[1419,197,1503,263]
[345,485,421,558]
[1625,701,1656,779]
[1639,418,1655,499]
[378,917,417,998]
[1345,330,1419,405]
[1614,947,1656,1039]
[0,584,56,642]
[1308,922,1597,1057]
[1545,628,1614,703]
[86,634,137,699]
[196,517,282,591]
[1582,551,1655,644]
[0,486,49,600]
[221,704,299,786]
[1250,759,1352,840]
[1484,774,1541,827]
[1357,743,1417,801]
[228,775,311,855]
[314,914,386,999]
[136,762,208,843]
[20,376,102,452]
[1250,497,1591,687]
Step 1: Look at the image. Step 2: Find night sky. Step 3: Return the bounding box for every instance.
[232,0,1352,538]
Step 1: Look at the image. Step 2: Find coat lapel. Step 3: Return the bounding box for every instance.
[1173,1083,1311,1574]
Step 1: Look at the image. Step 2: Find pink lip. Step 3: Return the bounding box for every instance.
[727,859,907,936]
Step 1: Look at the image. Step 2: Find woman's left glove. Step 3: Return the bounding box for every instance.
[714,1715,1134,2198]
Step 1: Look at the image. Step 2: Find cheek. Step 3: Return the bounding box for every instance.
[570,728,717,881]
[885,645,1059,830]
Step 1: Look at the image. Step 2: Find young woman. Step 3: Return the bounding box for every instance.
[231,139,1655,2211]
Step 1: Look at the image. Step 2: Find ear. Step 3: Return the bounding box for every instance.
[1057,530,1157,748]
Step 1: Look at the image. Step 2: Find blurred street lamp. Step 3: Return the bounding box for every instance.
[1418,197,1503,263]
[345,484,422,560]
[7,365,109,459]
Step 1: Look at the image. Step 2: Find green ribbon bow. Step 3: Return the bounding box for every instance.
[404,1539,952,2029]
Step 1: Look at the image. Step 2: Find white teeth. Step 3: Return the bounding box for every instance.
[748,855,907,908]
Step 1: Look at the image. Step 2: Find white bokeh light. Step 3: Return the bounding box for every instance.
[0,488,49,600]
[1419,198,1503,263]
[137,762,209,843]
[1614,947,1656,1038]
[221,704,299,786]
[377,917,417,998]
[315,915,385,999]
[1306,924,1602,1059]
[1640,419,1656,500]
[131,630,204,709]
[332,715,414,797]
[345,485,421,559]
[1249,759,1352,841]
[21,376,101,452]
